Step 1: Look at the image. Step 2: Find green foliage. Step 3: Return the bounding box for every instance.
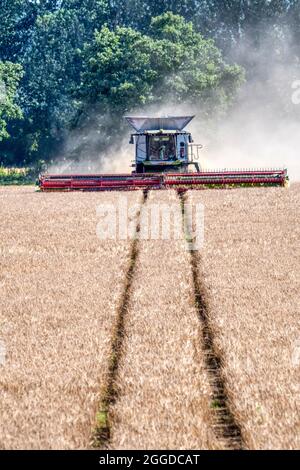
[6,1,109,164]
[0,1,298,167]
[0,166,33,185]
[110,0,200,31]
[68,13,244,159]
[19,9,83,159]
[0,0,37,61]
[80,26,157,110]
[81,13,244,114]
[0,62,23,141]
[0,0,59,62]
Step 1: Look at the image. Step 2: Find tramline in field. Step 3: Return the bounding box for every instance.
[39,116,289,191]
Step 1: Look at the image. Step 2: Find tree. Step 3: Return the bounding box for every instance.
[1,0,295,166]
[18,9,84,161]
[81,13,243,111]
[61,0,109,37]
[109,0,201,31]
[74,13,244,158]
[0,62,23,142]
[4,1,109,163]
[287,0,300,58]
[197,1,295,57]
[0,0,61,62]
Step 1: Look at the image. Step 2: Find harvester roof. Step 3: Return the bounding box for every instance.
[125,115,195,132]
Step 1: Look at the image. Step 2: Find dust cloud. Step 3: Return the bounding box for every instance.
[49,32,300,181]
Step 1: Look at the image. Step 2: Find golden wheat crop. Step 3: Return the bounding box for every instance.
[0,184,299,450]
[0,186,142,449]
[109,190,220,450]
[189,184,300,449]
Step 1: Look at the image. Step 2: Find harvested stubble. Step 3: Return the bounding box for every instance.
[189,184,300,450]
[109,190,220,450]
[0,186,142,449]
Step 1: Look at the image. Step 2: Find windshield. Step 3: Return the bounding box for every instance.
[148,135,176,161]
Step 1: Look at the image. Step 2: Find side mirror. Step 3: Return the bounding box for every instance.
[129,135,134,144]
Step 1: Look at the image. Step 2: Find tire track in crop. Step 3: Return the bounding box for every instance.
[93,190,149,448]
[178,190,245,450]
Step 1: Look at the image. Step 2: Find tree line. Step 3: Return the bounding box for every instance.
[0,0,299,166]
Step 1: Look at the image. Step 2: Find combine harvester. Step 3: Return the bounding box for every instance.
[39,116,288,191]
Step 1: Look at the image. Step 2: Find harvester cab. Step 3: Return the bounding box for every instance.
[125,115,202,174]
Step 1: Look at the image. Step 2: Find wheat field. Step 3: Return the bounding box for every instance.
[0,187,142,449]
[189,184,300,449]
[109,191,220,450]
[0,185,299,449]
